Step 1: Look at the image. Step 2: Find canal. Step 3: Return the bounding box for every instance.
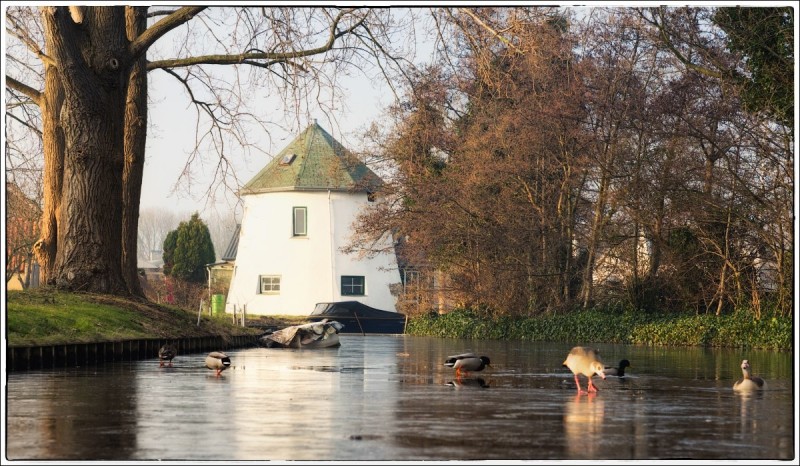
[4,335,796,461]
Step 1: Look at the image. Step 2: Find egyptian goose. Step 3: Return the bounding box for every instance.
[603,359,630,377]
[563,346,606,394]
[158,343,177,367]
[205,351,232,376]
[444,353,491,377]
[733,359,766,391]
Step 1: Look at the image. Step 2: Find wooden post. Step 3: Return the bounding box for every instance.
[197,300,203,326]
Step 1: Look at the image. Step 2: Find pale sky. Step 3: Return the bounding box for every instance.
[139,8,418,223]
[141,70,394,220]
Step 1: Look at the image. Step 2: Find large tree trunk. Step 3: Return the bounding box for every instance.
[121,6,148,296]
[33,64,65,284]
[41,6,131,294]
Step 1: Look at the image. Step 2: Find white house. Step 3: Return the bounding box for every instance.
[225,121,401,316]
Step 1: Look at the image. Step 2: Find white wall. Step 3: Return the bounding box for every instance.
[226,190,400,316]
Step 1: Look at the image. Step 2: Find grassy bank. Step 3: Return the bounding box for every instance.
[6,290,791,351]
[5,289,282,347]
[405,308,793,351]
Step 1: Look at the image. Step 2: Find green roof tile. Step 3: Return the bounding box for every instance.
[240,122,383,195]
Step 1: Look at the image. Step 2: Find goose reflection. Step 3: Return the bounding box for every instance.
[563,392,605,459]
[735,388,764,436]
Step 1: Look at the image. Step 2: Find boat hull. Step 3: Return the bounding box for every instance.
[309,301,407,334]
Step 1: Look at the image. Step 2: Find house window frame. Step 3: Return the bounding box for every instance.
[293,206,307,237]
[341,275,365,296]
[259,275,281,294]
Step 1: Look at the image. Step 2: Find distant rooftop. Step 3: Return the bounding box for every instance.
[221,224,240,261]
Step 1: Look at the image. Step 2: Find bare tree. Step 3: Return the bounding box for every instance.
[204,208,239,261]
[350,7,592,315]
[349,6,793,318]
[136,207,183,264]
[5,6,414,296]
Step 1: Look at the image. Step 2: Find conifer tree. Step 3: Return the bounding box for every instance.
[163,213,215,283]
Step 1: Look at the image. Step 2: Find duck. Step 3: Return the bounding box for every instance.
[205,351,232,376]
[562,346,606,394]
[733,359,766,391]
[603,359,630,377]
[158,343,177,367]
[444,353,491,378]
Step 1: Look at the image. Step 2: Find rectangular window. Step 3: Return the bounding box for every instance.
[341,275,365,296]
[260,275,281,294]
[293,206,307,236]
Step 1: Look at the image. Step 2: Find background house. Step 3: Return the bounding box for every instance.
[225,122,401,316]
[206,223,239,298]
[6,182,41,290]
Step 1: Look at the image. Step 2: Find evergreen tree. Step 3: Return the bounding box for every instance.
[162,230,178,277]
[164,213,216,283]
[713,7,794,127]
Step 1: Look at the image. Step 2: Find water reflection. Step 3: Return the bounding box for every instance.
[5,336,796,461]
[736,390,763,436]
[445,377,490,389]
[563,392,605,459]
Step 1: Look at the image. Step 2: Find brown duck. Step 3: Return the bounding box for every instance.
[158,343,177,367]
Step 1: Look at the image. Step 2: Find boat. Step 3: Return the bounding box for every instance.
[259,319,344,349]
[308,301,407,335]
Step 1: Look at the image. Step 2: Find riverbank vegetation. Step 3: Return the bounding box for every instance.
[7,289,790,351]
[405,307,792,351]
[4,289,272,347]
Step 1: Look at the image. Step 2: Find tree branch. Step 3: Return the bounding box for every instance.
[146,8,364,71]
[458,8,523,54]
[129,6,208,61]
[5,76,43,106]
[6,14,56,67]
[639,7,724,80]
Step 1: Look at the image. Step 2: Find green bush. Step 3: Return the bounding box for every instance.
[406,307,791,351]
[164,212,216,283]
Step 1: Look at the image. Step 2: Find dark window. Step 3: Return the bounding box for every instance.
[341,275,365,296]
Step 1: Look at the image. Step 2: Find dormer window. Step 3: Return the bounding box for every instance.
[280,153,297,165]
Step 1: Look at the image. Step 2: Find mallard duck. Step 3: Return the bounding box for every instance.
[444,353,491,377]
[158,343,177,367]
[563,346,606,394]
[733,359,766,391]
[205,351,231,376]
[604,359,630,377]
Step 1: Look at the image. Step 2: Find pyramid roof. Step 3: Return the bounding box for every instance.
[240,122,383,195]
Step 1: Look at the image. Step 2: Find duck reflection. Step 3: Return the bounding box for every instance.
[563,392,605,459]
[445,377,490,389]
